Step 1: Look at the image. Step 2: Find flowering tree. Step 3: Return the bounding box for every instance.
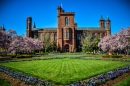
[0,29,16,54]
[98,27,130,54]
[8,35,43,54]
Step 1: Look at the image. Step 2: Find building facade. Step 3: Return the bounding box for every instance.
[26,6,111,52]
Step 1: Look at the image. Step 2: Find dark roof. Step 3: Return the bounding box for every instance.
[77,27,105,30]
[32,27,57,31]
[32,27,105,31]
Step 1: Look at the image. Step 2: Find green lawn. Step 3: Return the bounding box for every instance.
[0,58,129,85]
[114,76,130,86]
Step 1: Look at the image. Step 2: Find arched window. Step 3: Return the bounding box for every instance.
[65,17,69,26]
[54,34,57,41]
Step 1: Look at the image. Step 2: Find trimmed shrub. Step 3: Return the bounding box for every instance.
[102,55,122,58]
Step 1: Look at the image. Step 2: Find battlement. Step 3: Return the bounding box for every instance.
[57,6,75,15]
[60,12,75,15]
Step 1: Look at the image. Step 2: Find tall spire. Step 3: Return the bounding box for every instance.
[107,15,110,20]
[33,22,36,28]
[100,15,104,20]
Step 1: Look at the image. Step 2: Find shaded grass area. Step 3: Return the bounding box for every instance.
[114,76,130,86]
[0,77,11,86]
[0,58,129,85]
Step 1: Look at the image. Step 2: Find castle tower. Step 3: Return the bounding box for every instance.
[57,6,76,52]
[106,16,111,35]
[99,15,105,28]
[26,17,32,37]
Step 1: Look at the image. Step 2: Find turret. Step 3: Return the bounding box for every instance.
[106,16,111,35]
[57,6,62,16]
[26,17,32,37]
[99,15,105,28]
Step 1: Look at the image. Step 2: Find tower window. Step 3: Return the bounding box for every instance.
[65,17,69,26]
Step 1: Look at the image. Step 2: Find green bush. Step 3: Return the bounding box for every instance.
[16,55,33,58]
[44,52,48,55]
[102,55,122,58]
[8,55,16,58]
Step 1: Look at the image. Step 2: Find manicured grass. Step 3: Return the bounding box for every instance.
[0,78,11,86]
[114,76,130,86]
[0,58,129,85]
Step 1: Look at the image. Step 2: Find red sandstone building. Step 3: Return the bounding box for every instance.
[26,6,111,52]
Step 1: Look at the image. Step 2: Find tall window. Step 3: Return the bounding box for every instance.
[34,33,38,38]
[98,33,100,37]
[65,17,69,26]
[54,34,57,41]
[82,33,85,39]
[66,30,69,38]
[92,33,95,39]
[50,33,52,41]
[77,34,80,40]
[102,33,105,38]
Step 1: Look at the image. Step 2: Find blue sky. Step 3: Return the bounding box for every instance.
[0,0,130,35]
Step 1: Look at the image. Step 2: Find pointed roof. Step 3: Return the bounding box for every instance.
[33,22,36,28]
[0,24,5,31]
[100,15,104,20]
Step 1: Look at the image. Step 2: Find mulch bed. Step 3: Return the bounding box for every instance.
[0,72,30,86]
[101,71,130,86]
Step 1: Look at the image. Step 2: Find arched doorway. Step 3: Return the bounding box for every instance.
[64,44,69,52]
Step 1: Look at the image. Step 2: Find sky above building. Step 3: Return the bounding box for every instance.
[0,0,130,35]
